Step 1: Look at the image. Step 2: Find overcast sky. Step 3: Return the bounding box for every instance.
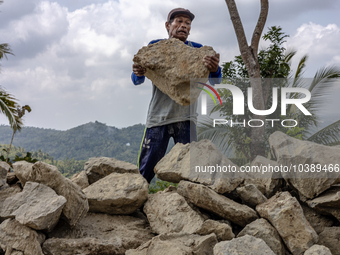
[0,0,340,130]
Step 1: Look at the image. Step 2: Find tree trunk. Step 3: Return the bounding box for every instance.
[224,0,268,159]
[6,130,16,167]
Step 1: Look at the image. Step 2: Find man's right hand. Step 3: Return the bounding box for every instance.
[133,64,146,77]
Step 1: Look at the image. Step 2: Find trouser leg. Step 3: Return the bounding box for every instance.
[173,121,197,144]
[138,125,170,183]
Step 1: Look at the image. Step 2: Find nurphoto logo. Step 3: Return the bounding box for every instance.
[197,82,312,128]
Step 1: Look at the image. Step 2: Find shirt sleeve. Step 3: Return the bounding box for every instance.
[209,66,222,85]
[131,72,145,85]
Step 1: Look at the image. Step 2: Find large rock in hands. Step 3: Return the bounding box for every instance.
[133,38,217,106]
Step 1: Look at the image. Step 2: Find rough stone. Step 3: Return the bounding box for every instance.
[143,186,205,234]
[177,180,258,227]
[0,219,45,255]
[0,162,10,189]
[243,156,283,198]
[301,204,334,235]
[256,192,318,255]
[237,218,285,255]
[306,186,340,222]
[84,172,148,214]
[6,172,18,185]
[42,238,125,255]
[47,212,155,255]
[0,182,66,232]
[213,235,275,255]
[0,184,22,222]
[269,131,340,200]
[317,227,340,255]
[236,184,268,208]
[84,156,139,184]
[126,233,218,255]
[195,219,234,241]
[155,139,243,194]
[133,38,217,106]
[12,161,33,186]
[13,161,88,227]
[304,245,332,255]
[70,170,89,189]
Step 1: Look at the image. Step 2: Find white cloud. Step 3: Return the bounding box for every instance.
[0,0,340,130]
[286,22,340,76]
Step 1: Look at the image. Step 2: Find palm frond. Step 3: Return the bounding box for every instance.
[291,55,308,88]
[0,43,14,61]
[197,116,235,156]
[307,119,340,145]
[0,86,22,130]
[305,66,340,115]
[284,49,296,65]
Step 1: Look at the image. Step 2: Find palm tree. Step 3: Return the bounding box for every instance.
[0,38,20,131]
[198,26,340,161]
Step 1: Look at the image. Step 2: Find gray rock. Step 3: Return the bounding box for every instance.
[237,218,285,255]
[47,212,155,255]
[0,184,22,222]
[133,38,216,106]
[0,219,45,255]
[177,180,258,227]
[304,245,332,255]
[126,233,218,255]
[155,139,243,194]
[307,186,340,222]
[0,162,10,189]
[236,184,268,208]
[84,157,138,184]
[195,219,234,241]
[0,182,66,232]
[13,161,89,227]
[84,172,148,214]
[269,131,340,200]
[301,204,334,235]
[6,172,18,185]
[12,161,33,186]
[317,227,340,255]
[256,192,318,255]
[42,238,125,255]
[70,170,89,189]
[243,156,283,198]
[213,235,275,255]
[143,186,205,234]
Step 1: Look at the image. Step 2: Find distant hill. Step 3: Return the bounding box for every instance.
[0,121,146,164]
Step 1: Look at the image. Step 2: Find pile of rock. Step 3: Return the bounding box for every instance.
[1,131,339,255]
[0,158,152,255]
[144,131,339,255]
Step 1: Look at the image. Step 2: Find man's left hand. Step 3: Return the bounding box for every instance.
[203,53,220,73]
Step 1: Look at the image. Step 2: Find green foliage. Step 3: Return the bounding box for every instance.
[53,158,87,178]
[11,152,38,164]
[0,143,87,177]
[148,180,178,194]
[0,121,146,164]
[0,87,22,130]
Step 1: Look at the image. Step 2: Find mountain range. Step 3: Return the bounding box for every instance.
[0,121,146,164]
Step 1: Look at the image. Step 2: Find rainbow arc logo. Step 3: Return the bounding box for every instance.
[196,82,222,106]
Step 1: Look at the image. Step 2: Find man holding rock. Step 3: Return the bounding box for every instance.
[132,8,222,183]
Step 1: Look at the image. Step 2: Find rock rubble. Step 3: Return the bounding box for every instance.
[0,131,340,255]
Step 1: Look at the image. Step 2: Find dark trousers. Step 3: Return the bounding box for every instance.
[138,121,197,183]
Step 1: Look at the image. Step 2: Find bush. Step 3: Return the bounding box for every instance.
[148,180,178,194]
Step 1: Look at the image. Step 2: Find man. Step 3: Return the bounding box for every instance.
[132,8,221,183]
